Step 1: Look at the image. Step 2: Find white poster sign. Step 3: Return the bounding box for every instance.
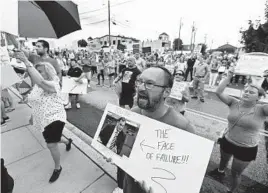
[235,53,268,76]
[92,104,214,193]
[169,81,188,100]
[61,77,87,94]
[1,65,21,89]
[193,45,202,54]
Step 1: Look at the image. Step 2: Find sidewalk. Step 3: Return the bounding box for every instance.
[2,87,267,193]
[1,89,117,193]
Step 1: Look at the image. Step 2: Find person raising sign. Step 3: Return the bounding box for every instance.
[210,68,268,193]
[105,66,195,193]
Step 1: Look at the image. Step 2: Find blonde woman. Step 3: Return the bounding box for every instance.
[15,51,72,183]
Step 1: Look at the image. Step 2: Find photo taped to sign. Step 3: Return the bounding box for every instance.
[96,111,140,157]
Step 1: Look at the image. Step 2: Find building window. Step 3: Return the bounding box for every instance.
[104,41,107,45]
[100,41,103,45]
[113,40,116,45]
[129,41,132,44]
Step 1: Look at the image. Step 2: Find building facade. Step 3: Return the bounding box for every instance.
[91,35,140,51]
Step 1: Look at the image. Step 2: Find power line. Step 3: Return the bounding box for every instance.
[79,0,135,18]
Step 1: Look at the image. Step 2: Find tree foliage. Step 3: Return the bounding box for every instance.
[240,21,268,53]
[240,2,268,53]
[173,38,183,51]
[78,39,88,47]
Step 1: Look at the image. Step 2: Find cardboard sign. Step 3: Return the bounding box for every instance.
[169,81,188,100]
[61,77,87,94]
[92,104,214,193]
[235,53,268,76]
[1,65,21,89]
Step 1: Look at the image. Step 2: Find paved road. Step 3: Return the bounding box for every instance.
[66,80,268,193]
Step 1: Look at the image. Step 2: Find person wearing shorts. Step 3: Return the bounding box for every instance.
[16,50,73,184]
[210,68,267,193]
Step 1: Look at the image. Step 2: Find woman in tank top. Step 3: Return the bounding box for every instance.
[210,68,267,193]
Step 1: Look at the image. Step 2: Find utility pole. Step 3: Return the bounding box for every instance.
[193,26,197,51]
[108,0,111,46]
[178,18,183,53]
[190,21,195,52]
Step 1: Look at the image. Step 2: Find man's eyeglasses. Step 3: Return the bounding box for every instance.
[135,79,167,90]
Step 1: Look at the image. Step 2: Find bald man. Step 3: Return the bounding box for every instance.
[113,57,141,109]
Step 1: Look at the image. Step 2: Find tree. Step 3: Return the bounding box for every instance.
[173,38,183,51]
[78,39,88,47]
[87,37,93,41]
[240,2,268,53]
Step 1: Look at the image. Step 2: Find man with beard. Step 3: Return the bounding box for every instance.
[106,66,195,193]
[113,57,141,109]
[124,67,195,193]
[24,40,61,79]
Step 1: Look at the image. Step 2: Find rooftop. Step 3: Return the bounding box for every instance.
[94,35,140,42]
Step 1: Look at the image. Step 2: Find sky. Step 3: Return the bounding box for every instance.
[60,0,266,48]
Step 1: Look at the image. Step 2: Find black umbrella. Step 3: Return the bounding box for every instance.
[19,1,82,38]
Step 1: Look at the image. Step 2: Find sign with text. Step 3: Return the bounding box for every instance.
[235,53,268,76]
[92,103,214,193]
[169,81,188,100]
[61,77,87,94]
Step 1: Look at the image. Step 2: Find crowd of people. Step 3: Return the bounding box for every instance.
[2,35,268,193]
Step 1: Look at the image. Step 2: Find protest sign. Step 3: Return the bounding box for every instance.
[235,53,268,76]
[1,65,22,89]
[169,81,188,100]
[61,77,87,94]
[193,44,202,54]
[1,32,21,89]
[92,103,214,193]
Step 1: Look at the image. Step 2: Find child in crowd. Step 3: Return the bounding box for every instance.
[65,59,83,109]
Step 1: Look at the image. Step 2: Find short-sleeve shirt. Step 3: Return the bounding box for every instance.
[121,67,141,94]
[28,80,66,131]
[28,54,61,76]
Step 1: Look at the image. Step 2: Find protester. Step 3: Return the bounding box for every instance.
[208,59,219,88]
[192,57,209,102]
[210,68,268,193]
[81,53,92,87]
[165,70,190,115]
[15,51,72,183]
[65,59,83,109]
[113,57,141,109]
[1,158,14,193]
[97,58,105,86]
[135,53,146,71]
[185,55,196,81]
[105,66,195,193]
[107,55,116,87]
